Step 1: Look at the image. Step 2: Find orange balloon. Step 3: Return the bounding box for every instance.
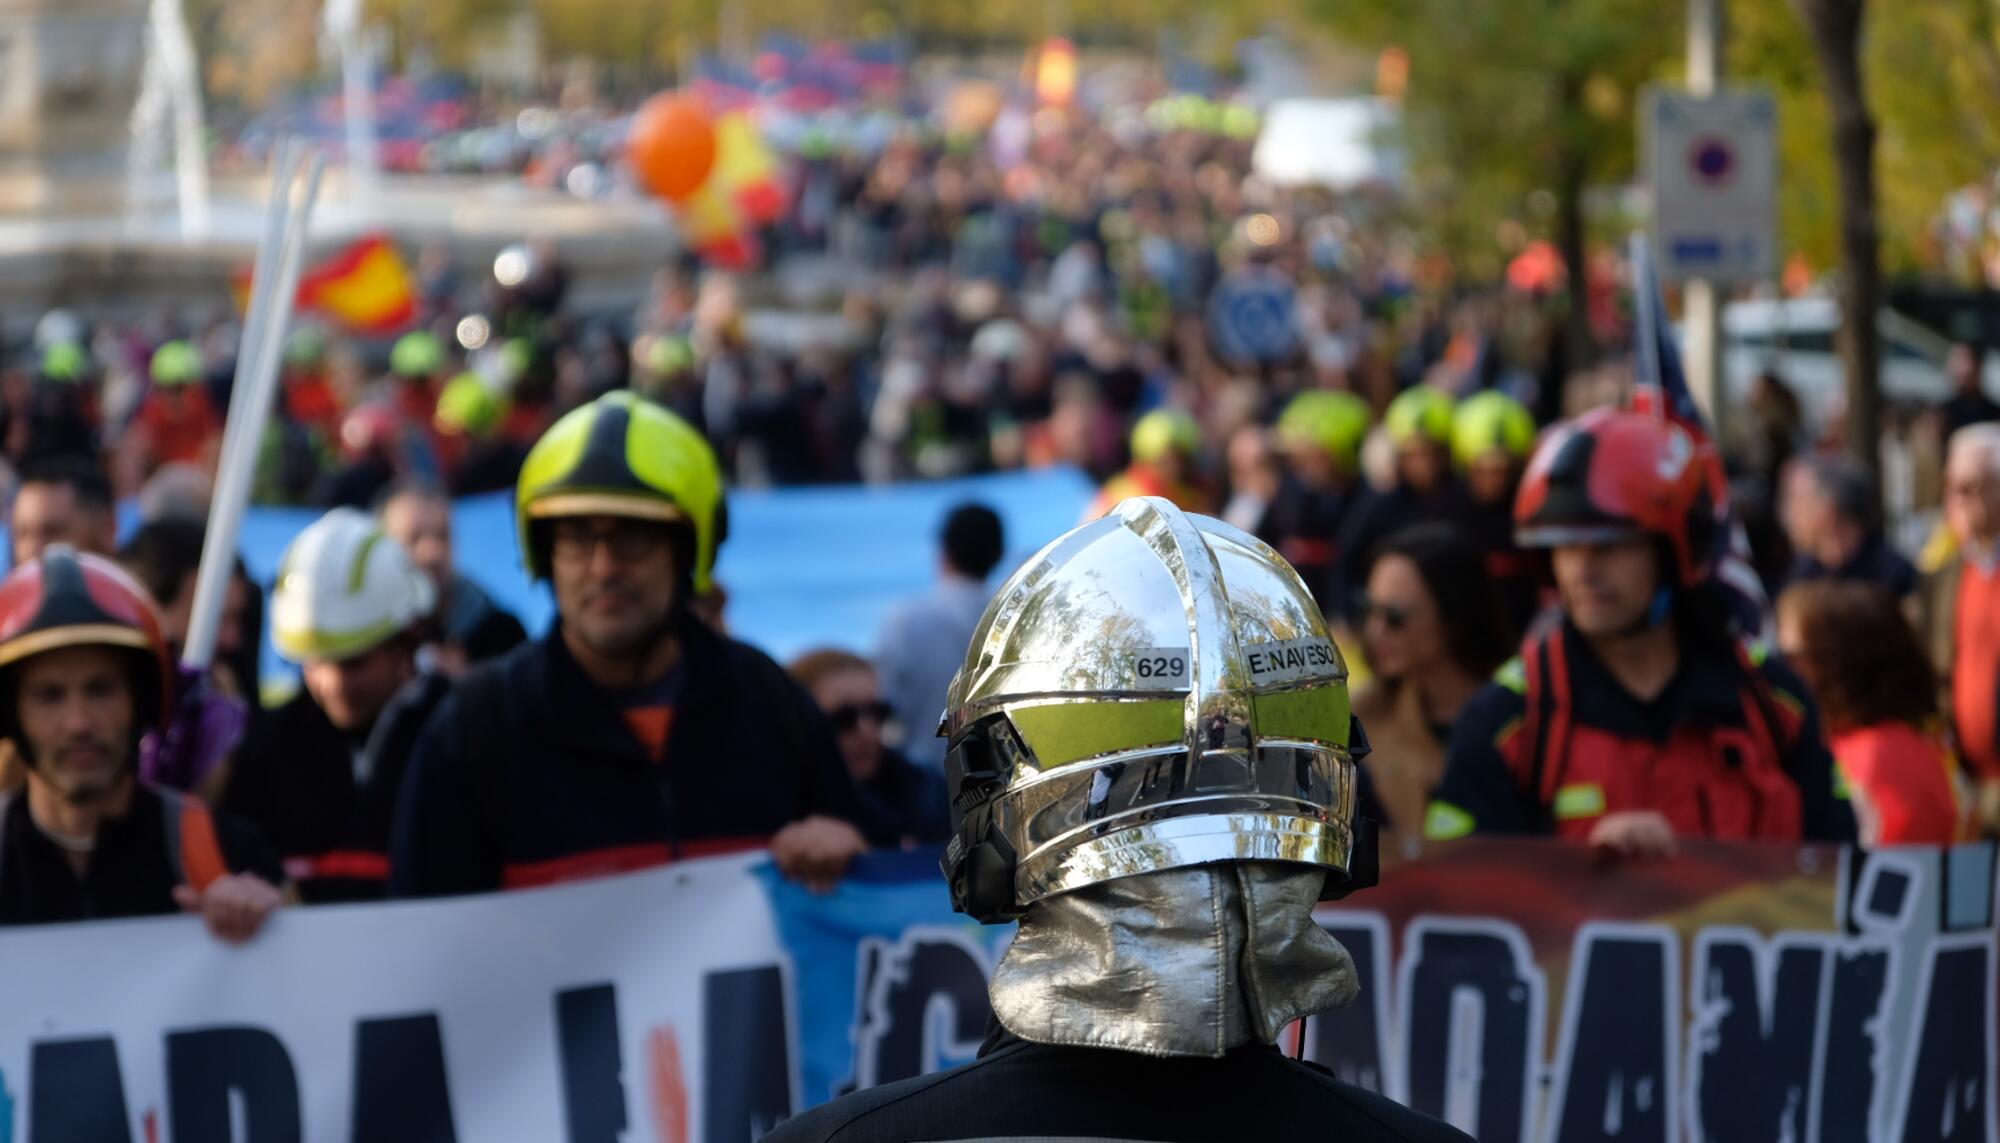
[630,94,716,202]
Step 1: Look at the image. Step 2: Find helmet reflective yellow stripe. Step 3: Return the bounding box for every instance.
[271,508,436,664]
[1451,390,1536,468]
[515,391,726,591]
[1130,409,1200,464]
[1385,384,1455,446]
[1276,391,1371,469]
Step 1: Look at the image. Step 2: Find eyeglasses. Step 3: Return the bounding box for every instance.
[1359,597,1415,632]
[549,520,670,564]
[828,701,894,731]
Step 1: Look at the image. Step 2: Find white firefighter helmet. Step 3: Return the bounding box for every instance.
[271,508,436,663]
[939,496,1371,922]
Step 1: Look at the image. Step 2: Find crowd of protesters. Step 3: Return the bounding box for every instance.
[0,83,1996,948]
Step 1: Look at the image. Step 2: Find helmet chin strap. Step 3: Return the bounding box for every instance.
[1612,586,1675,638]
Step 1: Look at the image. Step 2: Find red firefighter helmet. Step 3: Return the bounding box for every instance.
[1513,407,1726,589]
[0,546,175,750]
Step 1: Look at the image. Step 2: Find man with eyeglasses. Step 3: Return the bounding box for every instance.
[390,392,891,897]
[1915,422,2000,836]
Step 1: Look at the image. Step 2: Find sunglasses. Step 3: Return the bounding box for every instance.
[1359,598,1416,632]
[829,701,895,731]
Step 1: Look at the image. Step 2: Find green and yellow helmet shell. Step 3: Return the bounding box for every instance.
[1130,408,1201,465]
[1276,390,1371,470]
[391,331,446,380]
[40,341,87,383]
[435,373,505,438]
[285,326,329,368]
[515,391,726,591]
[1385,384,1456,447]
[1451,390,1537,468]
[150,341,202,387]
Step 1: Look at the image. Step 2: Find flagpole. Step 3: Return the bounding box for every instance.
[1629,233,1668,420]
[182,147,325,672]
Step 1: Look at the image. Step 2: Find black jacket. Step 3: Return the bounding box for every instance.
[1254,475,1368,614]
[859,747,951,846]
[390,617,891,897]
[762,1030,1471,1143]
[222,673,450,902]
[0,784,281,926]
[440,574,529,666]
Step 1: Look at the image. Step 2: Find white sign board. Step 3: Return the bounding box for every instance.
[1645,87,1778,285]
[0,856,792,1142]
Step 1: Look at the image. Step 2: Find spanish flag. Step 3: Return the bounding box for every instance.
[676,179,759,270]
[233,235,418,335]
[710,111,787,226]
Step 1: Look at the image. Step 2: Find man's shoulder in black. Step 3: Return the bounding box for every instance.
[0,784,281,926]
[762,1036,1471,1143]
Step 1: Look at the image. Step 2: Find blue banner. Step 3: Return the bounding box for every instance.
[757,849,1010,1107]
[99,467,1095,684]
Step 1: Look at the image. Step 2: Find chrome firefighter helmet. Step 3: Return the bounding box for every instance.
[940,496,1374,923]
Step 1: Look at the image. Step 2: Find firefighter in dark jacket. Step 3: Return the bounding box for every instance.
[222,509,448,902]
[391,392,887,898]
[1426,408,1854,854]
[0,546,285,939]
[766,498,1467,1143]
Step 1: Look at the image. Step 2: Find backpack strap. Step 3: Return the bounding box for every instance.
[158,789,228,891]
[1720,639,1800,835]
[1540,630,1575,804]
[1516,630,1572,807]
[1729,639,1793,765]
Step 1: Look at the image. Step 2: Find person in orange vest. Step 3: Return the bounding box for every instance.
[1914,423,2000,837]
[1426,409,1854,855]
[1087,409,1212,519]
[0,546,285,938]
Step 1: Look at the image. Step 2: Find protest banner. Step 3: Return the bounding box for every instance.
[0,841,1990,1141]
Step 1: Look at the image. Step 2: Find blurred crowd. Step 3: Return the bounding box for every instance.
[2,84,1998,948]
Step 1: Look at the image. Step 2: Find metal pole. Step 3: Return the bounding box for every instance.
[1684,0,1728,436]
[182,149,324,671]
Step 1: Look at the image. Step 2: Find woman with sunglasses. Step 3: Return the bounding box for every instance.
[789,648,953,848]
[1351,524,1514,836]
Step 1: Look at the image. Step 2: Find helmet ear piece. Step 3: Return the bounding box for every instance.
[1322,817,1378,901]
[1682,503,1720,586]
[942,717,1027,922]
[1321,715,1378,901]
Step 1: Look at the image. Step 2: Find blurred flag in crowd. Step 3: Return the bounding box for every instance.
[712,110,788,226]
[1628,233,1773,643]
[233,234,417,334]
